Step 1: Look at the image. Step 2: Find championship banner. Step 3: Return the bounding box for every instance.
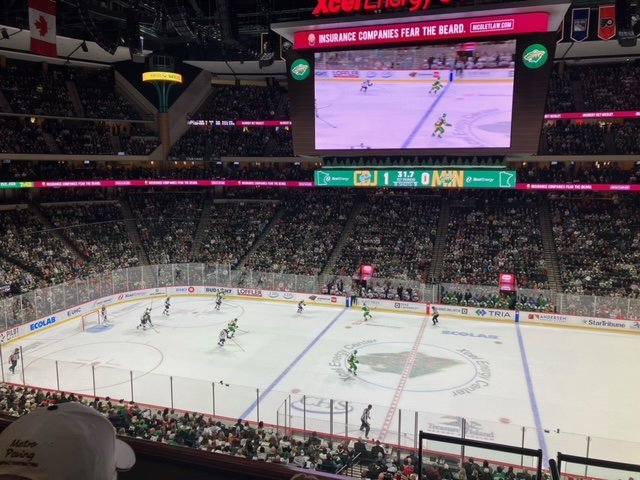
[598,5,616,40]
[570,8,590,42]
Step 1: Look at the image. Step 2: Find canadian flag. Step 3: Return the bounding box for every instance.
[29,0,57,57]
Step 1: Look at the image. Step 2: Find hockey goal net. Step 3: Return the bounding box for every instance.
[81,310,101,331]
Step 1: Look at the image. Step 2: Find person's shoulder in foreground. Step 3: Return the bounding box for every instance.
[0,401,136,479]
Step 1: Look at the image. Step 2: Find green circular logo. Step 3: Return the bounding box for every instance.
[522,44,548,69]
[290,59,311,81]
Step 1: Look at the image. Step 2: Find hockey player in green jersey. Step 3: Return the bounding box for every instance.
[432,113,452,138]
[227,318,238,337]
[428,78,443,94]
[347,350,359,375]
[362,304,372,321]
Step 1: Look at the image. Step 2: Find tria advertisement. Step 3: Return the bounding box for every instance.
[294,13,549,49]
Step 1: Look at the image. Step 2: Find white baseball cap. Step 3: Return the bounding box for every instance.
[0,402,136,479]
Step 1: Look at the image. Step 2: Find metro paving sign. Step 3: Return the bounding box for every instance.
[313,0,449,16]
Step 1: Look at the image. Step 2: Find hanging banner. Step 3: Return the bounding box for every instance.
[598,5,616,40]
[570,8,590,42]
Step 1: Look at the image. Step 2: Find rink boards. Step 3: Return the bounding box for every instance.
[2,285,639,348]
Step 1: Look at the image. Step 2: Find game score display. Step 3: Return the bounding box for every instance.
[314,169,516,189]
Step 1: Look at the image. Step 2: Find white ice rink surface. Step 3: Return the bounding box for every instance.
[5,296,640,469]
[315,78,514,150]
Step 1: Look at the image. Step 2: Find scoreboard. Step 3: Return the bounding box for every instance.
[314,169,516,189]
[276,3,566,157]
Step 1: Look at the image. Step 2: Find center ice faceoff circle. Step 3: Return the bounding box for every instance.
[336,341,491,394]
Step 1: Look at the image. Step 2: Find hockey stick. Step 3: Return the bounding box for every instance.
[230,337,245,352]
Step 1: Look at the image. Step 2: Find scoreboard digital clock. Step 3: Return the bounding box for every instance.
[314,169,516,189]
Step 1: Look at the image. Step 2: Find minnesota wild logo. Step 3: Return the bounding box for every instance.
[363,351,463,377]
[522,44,548,69]
[331,342,491,395]
[290,59,311,81]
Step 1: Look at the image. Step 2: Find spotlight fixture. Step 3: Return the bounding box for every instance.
[81,41,88,52]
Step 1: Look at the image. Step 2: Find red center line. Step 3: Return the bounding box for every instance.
[377,316,429,442]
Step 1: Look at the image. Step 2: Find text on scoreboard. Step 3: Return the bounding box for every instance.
[314,169,516,189]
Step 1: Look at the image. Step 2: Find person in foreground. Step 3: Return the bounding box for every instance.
[0,402,136,479]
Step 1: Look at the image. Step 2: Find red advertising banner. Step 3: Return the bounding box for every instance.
[517,184,640,192]
[34,180,314,188]
[544,111,640,120]
[187,120,292,127]
[499,273,517,292]
[294,13,549,49]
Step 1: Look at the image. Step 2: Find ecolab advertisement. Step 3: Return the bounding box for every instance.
[0,286,349,343]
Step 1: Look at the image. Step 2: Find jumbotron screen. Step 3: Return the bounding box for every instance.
[314,40,516,150]
[286,25,557,156]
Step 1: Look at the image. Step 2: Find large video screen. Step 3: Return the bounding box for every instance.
[314,40,516,150]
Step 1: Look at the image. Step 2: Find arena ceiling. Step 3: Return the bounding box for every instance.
[0,0,638,66]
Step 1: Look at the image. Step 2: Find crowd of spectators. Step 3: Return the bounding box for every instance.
[611,121,640,155]
[168,127,210,160]
[129,192,205,264]
[0,117,49,154]
[331,192,440,282]
[440,191,548,289]
[0,257,35,293]
[243,191,354,276]
[0,186,637,316]
[0,383,546,480]
[440,286,555,312]
[40,202,139,272]
[200,201,277,268]
[119,134,160,155]
[551,194,640,297]
[540,122,607,155]
[0,65,75,117]
[518,162,640,184]
[545,68,574,113]
[170,126,281,159]
[0,206,82,287]
[46,120,115,155]
[192,85,284,121]
[268,128,294,157]
[544,62,640,113]
[0,384,413,478]
[171,84,292,159]
[573,63,640,112]
[74,70,141,120]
